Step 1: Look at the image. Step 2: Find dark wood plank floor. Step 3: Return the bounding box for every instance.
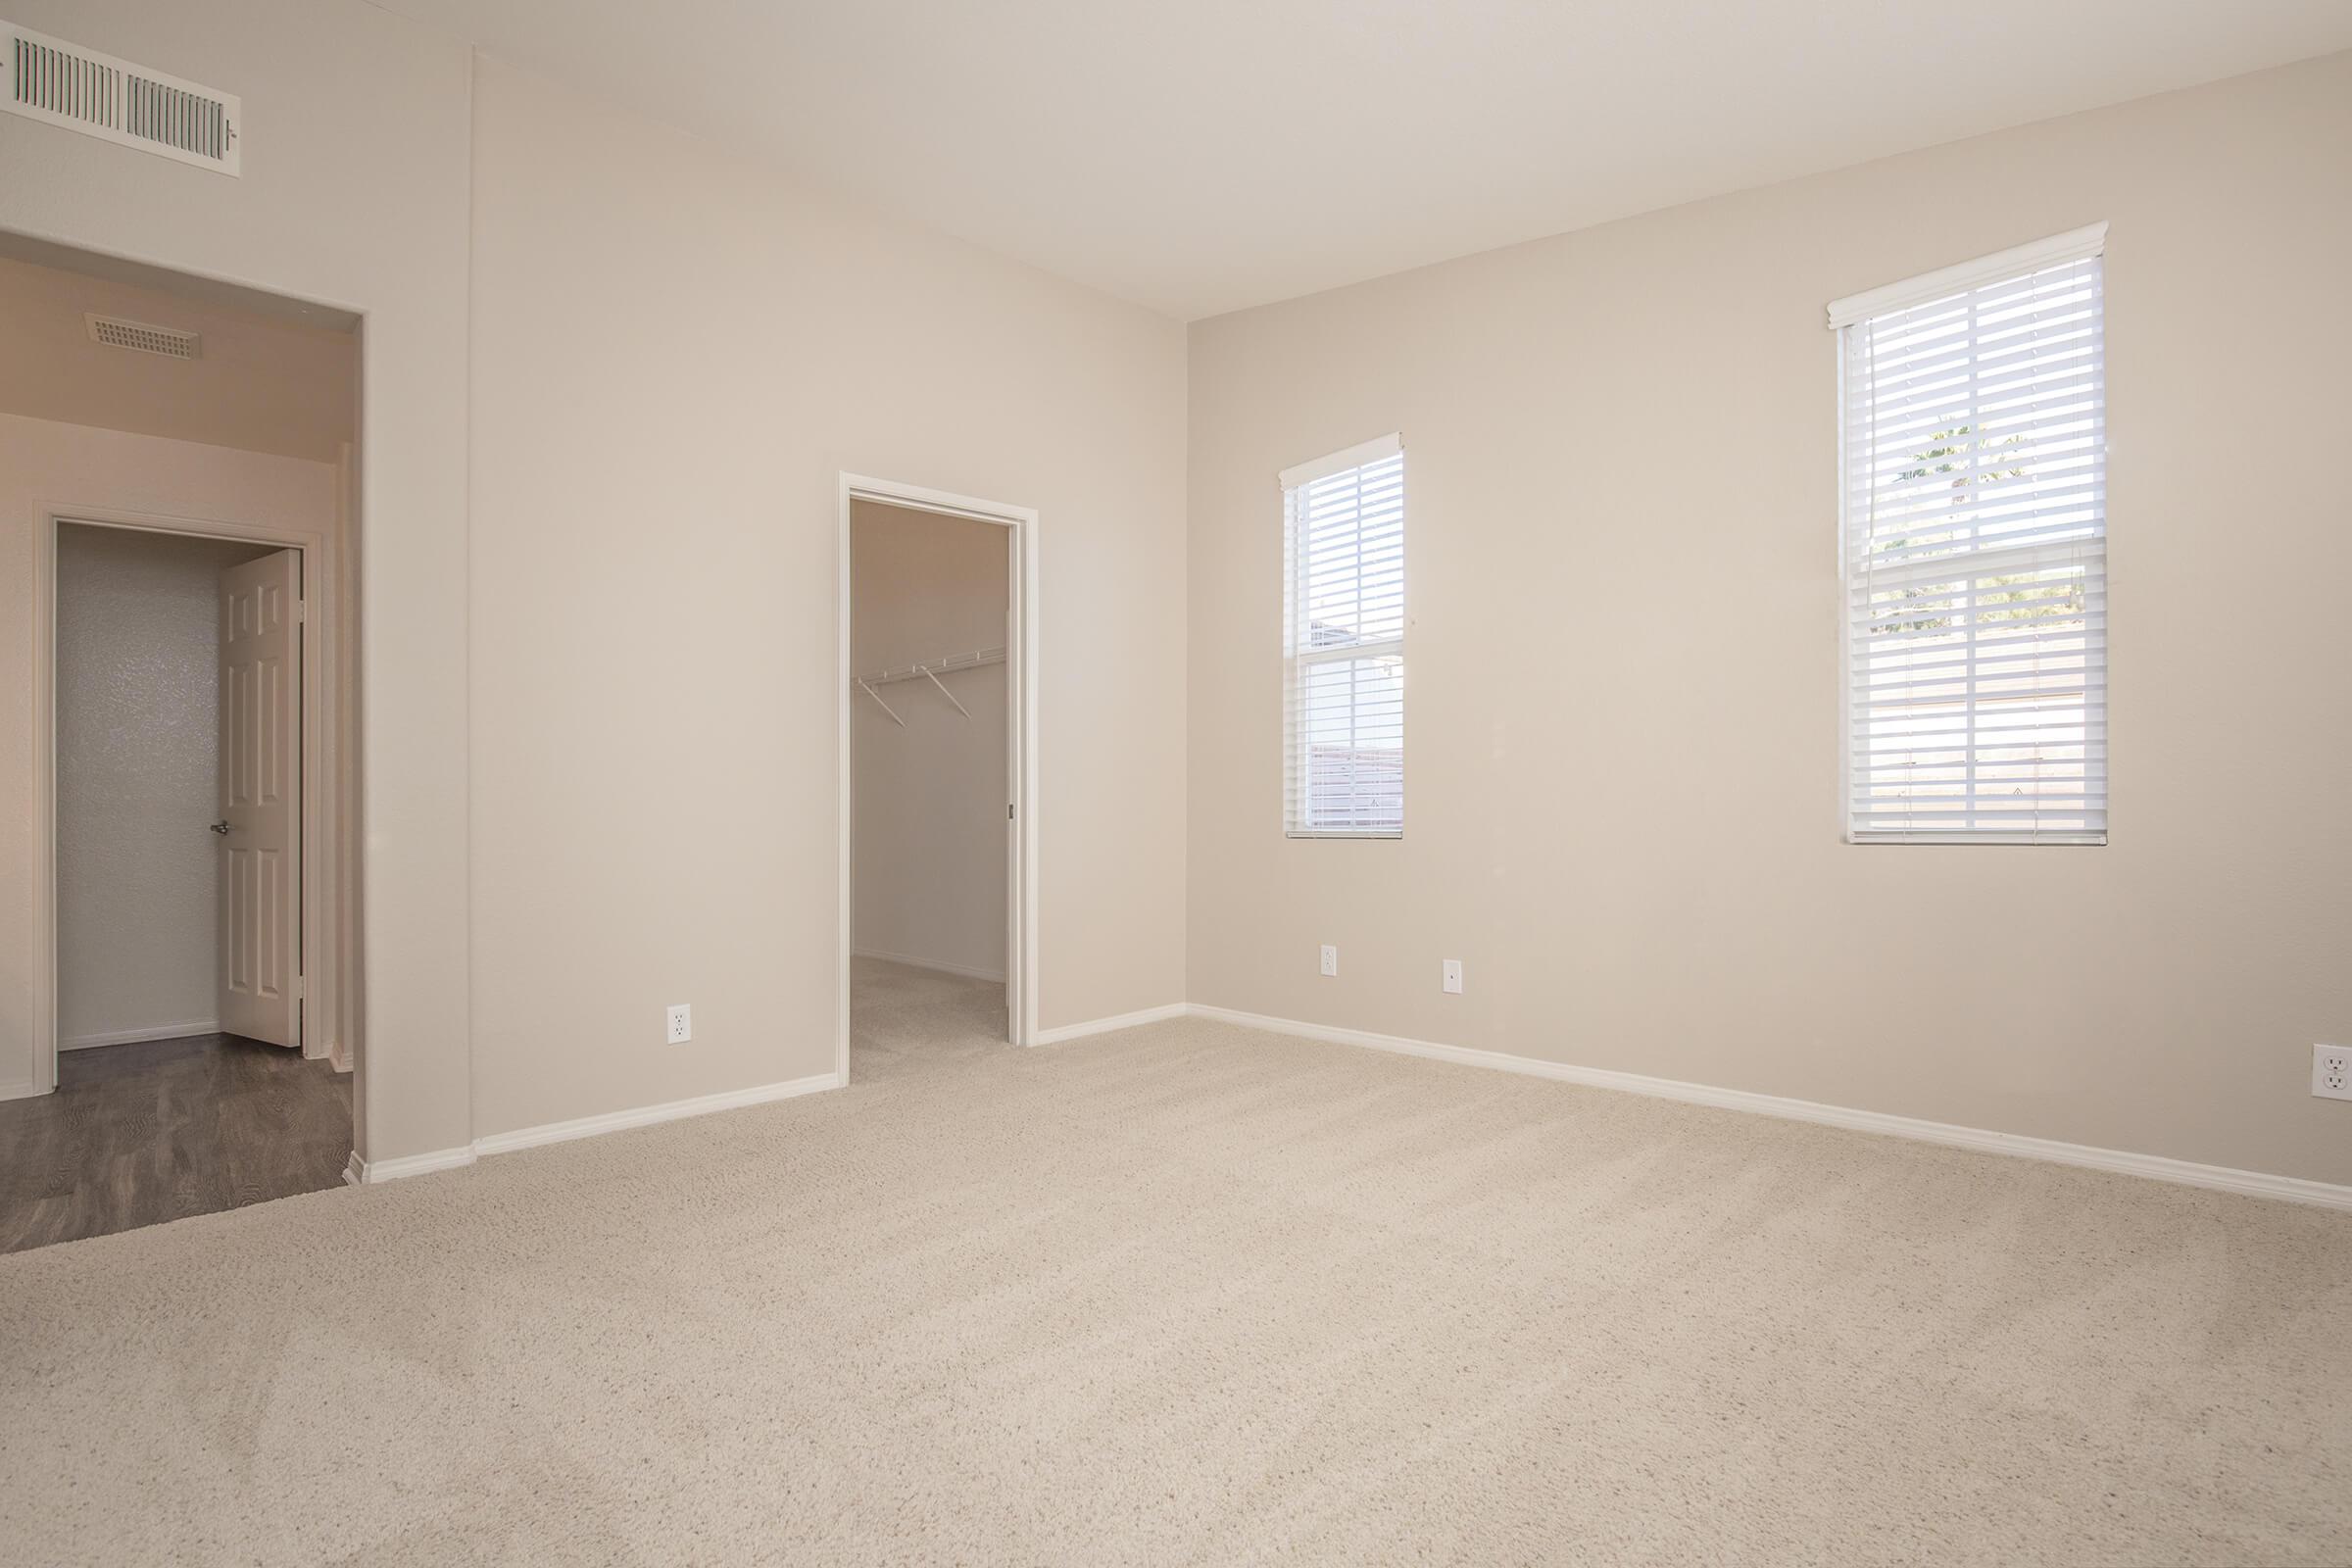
[0,1034,352,1253]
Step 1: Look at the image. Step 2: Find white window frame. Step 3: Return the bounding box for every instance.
[1281,433,1404,839]
[1831,223,2109,846]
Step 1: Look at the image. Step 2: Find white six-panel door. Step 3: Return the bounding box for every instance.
[218,549,301,1048]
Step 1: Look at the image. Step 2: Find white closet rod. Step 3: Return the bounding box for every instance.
[852,645,1004,725]
[853,645,1005,689]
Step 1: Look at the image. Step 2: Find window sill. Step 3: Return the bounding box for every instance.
[1847,831,2107,846]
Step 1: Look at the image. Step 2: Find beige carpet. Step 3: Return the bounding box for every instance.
[2,959,2346,1566]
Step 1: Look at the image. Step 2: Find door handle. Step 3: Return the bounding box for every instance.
[209,820,232,835]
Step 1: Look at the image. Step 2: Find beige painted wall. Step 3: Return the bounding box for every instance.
[852,501,1009,981]
[1186,51,2352,1186]
[0,0,473,1161]
[54,523,277,1046]
[0,253,357,462]
[466,57,1187,1137]
[0,414,337,1088]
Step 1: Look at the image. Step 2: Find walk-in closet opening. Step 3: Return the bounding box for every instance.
[838,476,1037,1080]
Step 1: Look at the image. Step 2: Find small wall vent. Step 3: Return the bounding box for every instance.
[3,20,239,175]
[87,313,201,360]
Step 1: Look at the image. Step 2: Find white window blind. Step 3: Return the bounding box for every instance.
[1282,434,1403,837]
[1836,229,2108,844]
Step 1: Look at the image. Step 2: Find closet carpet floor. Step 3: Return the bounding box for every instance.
[1,959,2345,1566]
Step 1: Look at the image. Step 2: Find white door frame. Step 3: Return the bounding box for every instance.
[29,504,348,1095]
[837,472,1040,1077]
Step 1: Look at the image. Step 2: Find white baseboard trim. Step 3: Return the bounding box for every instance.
[1188,1004,2352,1212]
[334,1002,2347,1211]
[0,1078,39,1103]
[1034,1003,1189,1046]
[60,1020,220,1051]
[472,1070,845,1156]
[344,1145,474,1186]
[853,949,1007,984]
[347,1071,847,1184]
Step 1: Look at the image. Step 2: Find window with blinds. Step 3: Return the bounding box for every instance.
[1833,225,2108,844]
[1282,434,1404,837]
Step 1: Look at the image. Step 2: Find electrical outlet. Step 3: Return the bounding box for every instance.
[1442,959,1463,995]
[666,1004,692,1045]
[1319,944,1339,977]
[2316,1044,2352,1102]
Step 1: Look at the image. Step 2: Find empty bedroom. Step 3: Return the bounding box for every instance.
[1,2,2346,1565]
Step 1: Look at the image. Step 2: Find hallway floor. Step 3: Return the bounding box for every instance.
[0,1033,352,1253]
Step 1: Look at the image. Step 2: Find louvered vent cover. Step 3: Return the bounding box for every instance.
[2,20,239,174]
[87,313,201,360]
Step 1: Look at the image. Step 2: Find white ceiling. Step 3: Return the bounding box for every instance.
[376,0,2352,319]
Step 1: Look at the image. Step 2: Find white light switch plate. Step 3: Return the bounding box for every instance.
[666,1004,692,1045]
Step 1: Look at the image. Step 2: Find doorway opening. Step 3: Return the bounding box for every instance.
[0,239,360,1251]
[837,474,1038,1082]
[57,524,309,1050]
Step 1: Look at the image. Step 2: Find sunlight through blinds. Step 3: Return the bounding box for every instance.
[1282,435,1404,837]
[1838,237,2107,843]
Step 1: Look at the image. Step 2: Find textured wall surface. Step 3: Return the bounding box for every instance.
[55,526,275,1045]
[852,501,1009,981]
[466,55,1186,1139]
[1187,52,2352,1186]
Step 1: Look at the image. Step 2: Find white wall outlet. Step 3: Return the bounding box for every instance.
[1442,959,1463,995]
[2315,1044,2352,1101]
[1319,944,1339,977]
[666,1004,692,1045]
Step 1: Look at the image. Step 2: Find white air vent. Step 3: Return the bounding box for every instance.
[3,20,239,175]
[86,313,200,360]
